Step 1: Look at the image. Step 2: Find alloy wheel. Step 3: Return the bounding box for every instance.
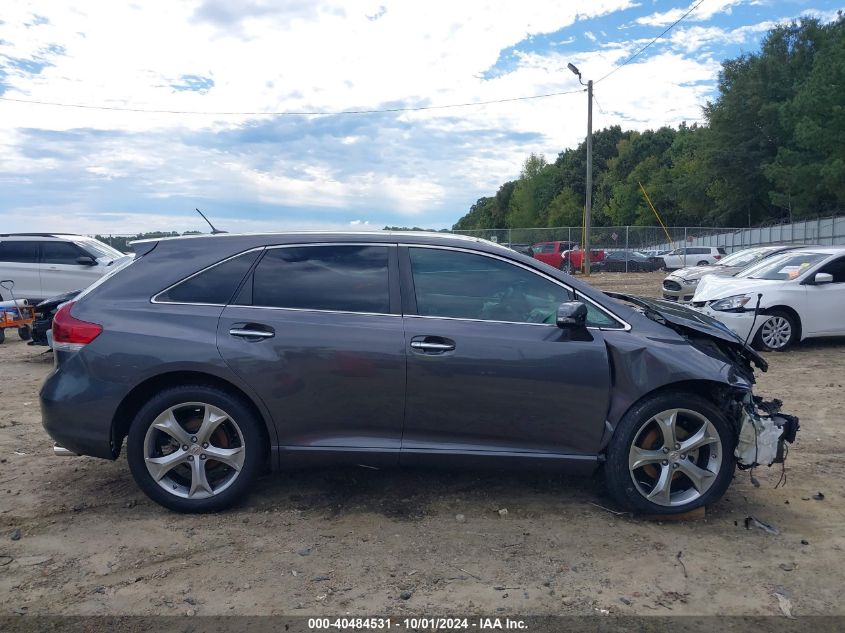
[760,316,792,350]
[143,402,245,500]
[627,408,722,507]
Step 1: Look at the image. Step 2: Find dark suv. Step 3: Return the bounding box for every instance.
[40,232,797,513]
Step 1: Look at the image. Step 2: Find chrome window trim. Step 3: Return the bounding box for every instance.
[152,241,631,330]
[402,243,631,331]
[151,246,265,306]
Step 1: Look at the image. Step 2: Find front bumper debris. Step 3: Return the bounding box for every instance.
[735,396,799,469]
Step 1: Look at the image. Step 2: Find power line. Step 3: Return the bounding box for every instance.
[0,87,584,117]
[595,0,707,84]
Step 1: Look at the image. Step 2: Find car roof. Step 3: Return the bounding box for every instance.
[131,231,520,257]
[132,230,492,245]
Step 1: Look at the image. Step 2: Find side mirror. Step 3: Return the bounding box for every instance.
[76,256,97,266]
[813,272,833,285]
[556,301,588,329]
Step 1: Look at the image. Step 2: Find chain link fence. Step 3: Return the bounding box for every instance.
[451,216,845,253]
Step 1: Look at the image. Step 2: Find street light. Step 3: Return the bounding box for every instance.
[568,62,593,275]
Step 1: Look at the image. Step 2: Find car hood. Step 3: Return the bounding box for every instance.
[606,292,768,372]
[668,265,739,282]
[693,275,782,301]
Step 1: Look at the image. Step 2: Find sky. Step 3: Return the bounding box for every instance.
[0,0,841,235]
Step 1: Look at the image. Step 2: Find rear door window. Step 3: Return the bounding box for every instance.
[247,245,390,314]
[0,241,39,263]
[156,250,261,305]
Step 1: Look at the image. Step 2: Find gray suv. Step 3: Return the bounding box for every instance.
[40,232,797,514]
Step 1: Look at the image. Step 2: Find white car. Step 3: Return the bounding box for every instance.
[661,246,726,270]
[691,247,845,351]
[0,233,128,303]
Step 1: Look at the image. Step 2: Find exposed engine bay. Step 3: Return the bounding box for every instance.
[735,396,800,469]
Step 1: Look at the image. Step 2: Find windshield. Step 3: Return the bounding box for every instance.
[737,252,826,280]
[76,238,124,260]
[717,247,773,268]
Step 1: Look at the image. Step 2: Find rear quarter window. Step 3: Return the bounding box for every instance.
[156,250,261,305]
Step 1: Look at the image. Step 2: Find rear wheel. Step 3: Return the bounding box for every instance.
[0,328,5,344]
[753,310,798,351]
[605,392,735,514]
[697,260,709,266]
[560,260,573,274]
[127,385,265,512]
[18,325,31,341]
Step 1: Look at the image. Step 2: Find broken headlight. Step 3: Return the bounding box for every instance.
[710,294,752,312]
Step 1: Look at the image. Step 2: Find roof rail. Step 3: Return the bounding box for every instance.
[0,233,77,237]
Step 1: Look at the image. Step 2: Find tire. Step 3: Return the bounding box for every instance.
[0,328,5,344]
[697,260,709,266]
[605,391,736,515]
[753,310,798,352]
[18,325,31,341]
[127,385,266,512]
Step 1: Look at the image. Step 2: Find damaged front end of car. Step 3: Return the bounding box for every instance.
[734,396,800,469]
[606,292,800,472]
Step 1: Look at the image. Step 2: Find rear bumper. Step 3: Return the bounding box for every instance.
[39,355,124,460]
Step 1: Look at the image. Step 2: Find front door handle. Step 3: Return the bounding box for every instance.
[410,336,455,353]
[229,326,275,340]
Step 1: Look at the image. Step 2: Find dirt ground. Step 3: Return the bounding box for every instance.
[0,271,843,618]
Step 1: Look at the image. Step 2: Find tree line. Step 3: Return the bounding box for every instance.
[453,15,845,232]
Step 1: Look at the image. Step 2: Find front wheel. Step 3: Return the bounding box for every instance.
[753,310,798,351]
[18,325,31,341]
[127,385,266,512]
[605,392,735,514]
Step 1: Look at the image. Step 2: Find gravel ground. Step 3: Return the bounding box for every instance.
[0,271,843,617]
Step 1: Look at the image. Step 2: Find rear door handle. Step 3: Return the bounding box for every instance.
[410,336,455,353]
[229,326,274,340]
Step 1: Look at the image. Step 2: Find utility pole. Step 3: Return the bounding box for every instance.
[568,63,593,275]
[584,79,593,275]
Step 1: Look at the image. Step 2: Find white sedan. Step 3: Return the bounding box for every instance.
[691,247,845,351]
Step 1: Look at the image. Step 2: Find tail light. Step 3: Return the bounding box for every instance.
[52,301,102,352]
[714,255,722,260]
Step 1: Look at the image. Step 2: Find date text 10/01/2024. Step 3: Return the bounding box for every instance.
[307,617,528,630]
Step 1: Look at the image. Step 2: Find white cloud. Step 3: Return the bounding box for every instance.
[636,0,745,27]
[0,0,838,232]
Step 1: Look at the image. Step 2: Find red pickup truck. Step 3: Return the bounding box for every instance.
[532,241,605,274]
